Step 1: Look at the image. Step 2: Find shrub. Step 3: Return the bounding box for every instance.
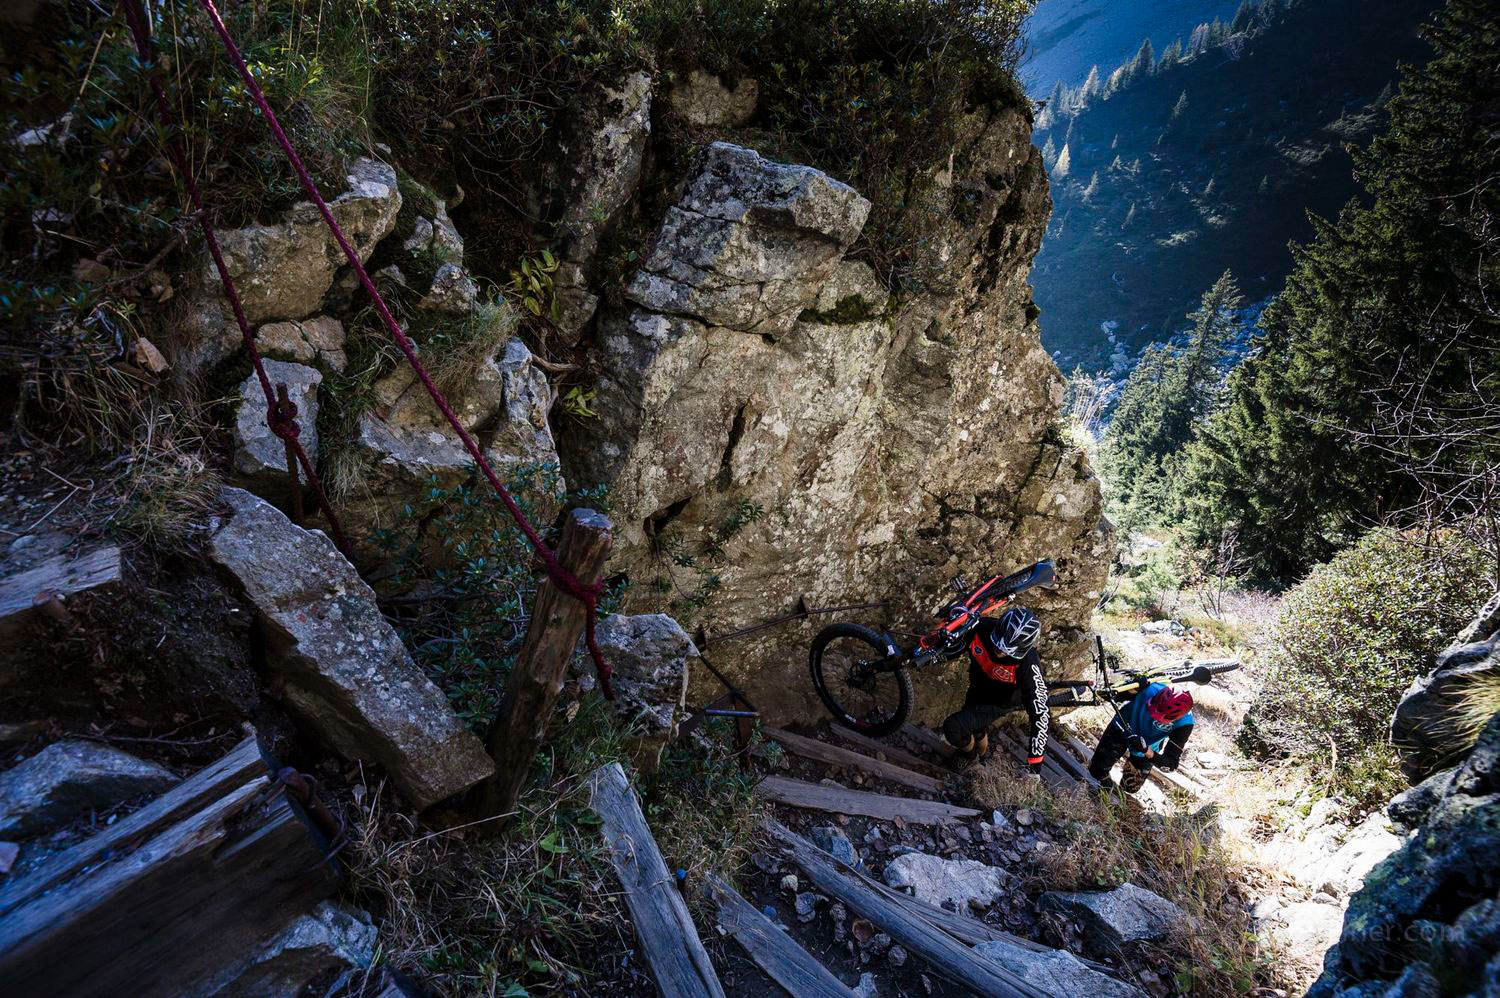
[1239,528,1492,768]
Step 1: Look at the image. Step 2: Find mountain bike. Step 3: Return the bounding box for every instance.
[1045,635,1241,711]
[808,560,1057,736]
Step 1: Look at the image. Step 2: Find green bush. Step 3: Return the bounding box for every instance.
[1239,528,1492,770]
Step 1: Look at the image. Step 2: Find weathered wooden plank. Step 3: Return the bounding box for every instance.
[589,763,726,998]
[857,865,1118,975]
[755,776,980,825]
[765,727,945,795]
[1042,731,1099,788]
[708,873,854,998]
[827,728,953,781]
[899,724,956,759]
[766,820,1047,998]
[0,546,121,626]
[0,774,339,997]
[483,509,612,820]
[0,734,267,917]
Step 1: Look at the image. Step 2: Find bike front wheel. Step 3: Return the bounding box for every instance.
[809,622,913,737]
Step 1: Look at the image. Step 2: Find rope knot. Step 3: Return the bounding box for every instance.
[267,399,300,441]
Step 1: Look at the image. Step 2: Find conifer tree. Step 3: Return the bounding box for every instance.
[1231,0,1257,34]
[1158,39,1183,72]
[1170,90,1189,122]
[1178,0,1500,579]
[1052,143,1071,177]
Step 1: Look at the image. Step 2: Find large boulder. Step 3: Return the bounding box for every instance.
[1039,883,1186,952]
[0,740,175,839]
[624,142,870,339]
[206,902,377,998]
[1392,590,1500,782]
[1308,709,1500,997]
[881,852,1008,913]
[972,940,1146,998]
[208,488,493,809]
[570,613,693,737]
[232,360,321,491]
[343,331,562,541]
[203,158,401,327]
[556,118,1111,726]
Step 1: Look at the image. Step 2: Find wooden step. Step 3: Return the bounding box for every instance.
[1044,734,1100,788]
[766,820,1047,998]
[589,763,726,998]
[827,727,953,781]
[707,873,854,997]
[765,727,946,795]
[991,730,1072,790]
[899,724,957,759]
[756,776,980,825]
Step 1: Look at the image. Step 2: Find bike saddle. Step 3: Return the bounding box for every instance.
[993,560,1056,598]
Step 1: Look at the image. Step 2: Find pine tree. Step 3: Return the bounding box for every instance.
[1041,135,1057,168]
[1080,65,1102,104]
[1052,143,1071,177]
[1188,22,1212,54]
[1100,273,1244,527]
[1158,39,1183,72]
[1081,171,1100,201]
[1178,0,1500,580]
[1126,38,1155,83]
[1231,0,1257,34]
[1170,90,1189,122]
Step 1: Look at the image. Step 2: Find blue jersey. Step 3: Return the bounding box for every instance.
[1111,682,1194,757]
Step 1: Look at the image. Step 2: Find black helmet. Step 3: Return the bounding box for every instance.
[990,607,1041,658]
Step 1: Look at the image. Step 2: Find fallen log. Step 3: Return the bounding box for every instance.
[0,736,340,998]
[708,873,853,997]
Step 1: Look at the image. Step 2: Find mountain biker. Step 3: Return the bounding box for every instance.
[1088,683,1194,792]
[941,607,1049,777]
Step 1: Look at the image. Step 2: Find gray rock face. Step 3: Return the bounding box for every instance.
[208,487,493,809]
[233,360,321,487]
[208,902,376,997]
[667,70,759,127]
[1309,670,1500,996]
[204,158,401,326]
[1392,590,1500,782]
[0,740,175,839]
[973,940,1146,998]
[1039,883,1186,951]
[625,142,870,339]
[882,851,1007,913]
[557,116,1111,725]
[570,613,693,736]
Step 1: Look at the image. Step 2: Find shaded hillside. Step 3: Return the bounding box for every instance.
[1033,0,1441,371]
[1021,0,1239,96]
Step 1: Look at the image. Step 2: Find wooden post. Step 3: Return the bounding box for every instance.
[482,508,612,821]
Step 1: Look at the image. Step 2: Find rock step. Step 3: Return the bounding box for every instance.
[766,819,1063,998]
[755,776,981,825]
[764,727,946,795]
[707,873,855,997]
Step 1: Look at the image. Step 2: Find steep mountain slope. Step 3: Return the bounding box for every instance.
[1022,0,1240,96]
[1032,0,1441,371]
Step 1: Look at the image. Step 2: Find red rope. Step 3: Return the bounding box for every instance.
[121,0,352,558]
[186,0,615,698]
